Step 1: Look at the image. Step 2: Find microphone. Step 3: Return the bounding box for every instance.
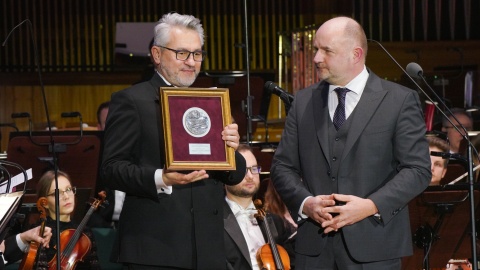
[61,111,81,118]
[406,62,423,79]
[367,40,434,102]
[406,61,471,140]
[264,81,294,103]
[0,123,16,128]
[11,112,31,119]
[368,40,468,144]
[0,123,19,133]
[430,151,467,162]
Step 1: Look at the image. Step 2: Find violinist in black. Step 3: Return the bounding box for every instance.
[35,170,100,270]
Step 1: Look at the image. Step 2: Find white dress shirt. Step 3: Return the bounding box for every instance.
[328,66,369,120]
[225,197,266,270]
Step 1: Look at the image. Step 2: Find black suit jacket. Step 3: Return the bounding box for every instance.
[223,200,290,270]
[101,74,246,269]
[271,71,431,262]
[1,235,23,266]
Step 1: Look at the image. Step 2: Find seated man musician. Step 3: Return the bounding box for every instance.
[427,136,450,186]
[224,144,291,270]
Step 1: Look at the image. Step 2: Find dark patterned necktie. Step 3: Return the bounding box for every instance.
[333,87,350,130]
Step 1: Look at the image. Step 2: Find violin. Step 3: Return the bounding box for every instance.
[254,199,291,270]
[18,197,48,270]
[48,191,106,270]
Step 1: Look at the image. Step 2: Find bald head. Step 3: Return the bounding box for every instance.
[322,17,367,59]
[313,16,368,85]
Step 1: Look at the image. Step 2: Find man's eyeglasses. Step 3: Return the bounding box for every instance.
[158,46,207,62]
[246,166,262,175]
[47,186,76,198]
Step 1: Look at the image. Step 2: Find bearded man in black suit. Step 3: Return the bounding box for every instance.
[101,12,246,270]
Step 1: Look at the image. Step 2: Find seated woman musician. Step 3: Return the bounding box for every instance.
[35,170,100,269]
[263,178,297,268]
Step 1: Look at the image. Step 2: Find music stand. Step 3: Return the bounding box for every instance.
[402,184,480,269]
[0,191,23,243]
[6,131,102,197]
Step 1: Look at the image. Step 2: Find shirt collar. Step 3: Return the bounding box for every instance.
[225,197,257,217]
[156,70,172,86]
[329,66,369,95]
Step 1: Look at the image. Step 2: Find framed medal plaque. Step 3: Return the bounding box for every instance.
[160,87,236,171]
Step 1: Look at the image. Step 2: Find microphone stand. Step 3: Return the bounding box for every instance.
[282,96,292,115]
[0,160,27,247]
[369,39,478,269]
[3,19,62,270]
[242,0,253,145]
[416,72,478,270]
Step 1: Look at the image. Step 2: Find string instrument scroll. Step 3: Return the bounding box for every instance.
[18,197,48,270]
[254,199,290,270]
[48,191,106,270]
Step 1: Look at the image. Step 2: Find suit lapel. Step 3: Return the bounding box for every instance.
[313,82,331,167]
[223,202,253,267]
[150,73,168,101]
[342,72,387,161]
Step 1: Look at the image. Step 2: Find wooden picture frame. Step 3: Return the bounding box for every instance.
[160,87,236,171]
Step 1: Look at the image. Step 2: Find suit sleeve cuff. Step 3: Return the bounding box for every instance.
[155,169,172,194]
[16,234,28,253]
[298,196,313,220]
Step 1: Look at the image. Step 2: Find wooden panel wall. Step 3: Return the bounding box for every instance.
[0,0,309,72]
[0,84,127,152]
[2,0,480,151]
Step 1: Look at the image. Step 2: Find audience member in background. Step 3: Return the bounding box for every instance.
[224,144,290,270]
[96,101,110,131]
[0,226,52,267]
[441,108,473,154]
[264,178,297,234]
[35,170,100,269]
[427,136,450,186]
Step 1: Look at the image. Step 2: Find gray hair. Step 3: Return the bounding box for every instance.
[153,12,205,47]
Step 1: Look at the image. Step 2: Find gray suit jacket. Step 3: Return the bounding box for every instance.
[271,70,431,262]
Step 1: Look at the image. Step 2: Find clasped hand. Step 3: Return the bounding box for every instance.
[162,124,240,186]
[303,194,378,234]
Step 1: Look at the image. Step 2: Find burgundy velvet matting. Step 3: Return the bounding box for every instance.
[168,96,226,162]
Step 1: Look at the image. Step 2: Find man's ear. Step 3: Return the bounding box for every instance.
[151,46,161,63]
[352,47,364,64]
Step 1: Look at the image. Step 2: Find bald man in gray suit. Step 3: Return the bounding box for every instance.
[271,16,431,269]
